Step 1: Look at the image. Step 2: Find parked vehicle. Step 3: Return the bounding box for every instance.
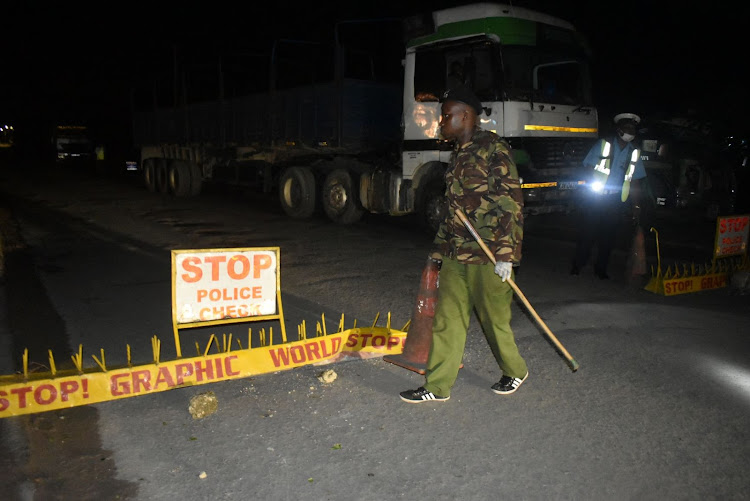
[131,3,599,229]
[52,124,95,167]
[639,113,740,221]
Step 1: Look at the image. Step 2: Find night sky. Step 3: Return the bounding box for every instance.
[2,1,748,150]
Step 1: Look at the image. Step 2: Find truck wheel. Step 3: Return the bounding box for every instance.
[420,179,448,233]
[169,161,192,197]
[155,159,169,194]
[143,159,156,192]
[279,167,316,219]
[322,169,364,224]
[189,163,203,196]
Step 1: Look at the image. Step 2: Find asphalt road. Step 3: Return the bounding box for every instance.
[0,163,748,501]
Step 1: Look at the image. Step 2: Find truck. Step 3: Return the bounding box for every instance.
[52,124,96,166]
[132,3,599,230]
[638,112,741,221]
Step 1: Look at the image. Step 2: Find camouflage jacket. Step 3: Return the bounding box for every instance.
[433,129,524,265]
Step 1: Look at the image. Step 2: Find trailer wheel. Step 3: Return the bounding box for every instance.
[155,159,169,194]
[420,179,448,233]
[279,167,316,219]
[169,161,192,197]
[322,169,364,224]
[143,159,157,192]
[189,162,203,196]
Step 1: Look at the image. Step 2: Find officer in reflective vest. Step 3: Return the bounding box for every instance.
[571,113,647,279]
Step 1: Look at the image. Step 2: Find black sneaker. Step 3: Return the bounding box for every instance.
[399,387,449,403]
[491,372,528,395]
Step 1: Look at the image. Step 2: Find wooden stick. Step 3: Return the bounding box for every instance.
[455,209,579,372]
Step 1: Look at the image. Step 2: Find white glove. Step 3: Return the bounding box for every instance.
[494,261,512,282]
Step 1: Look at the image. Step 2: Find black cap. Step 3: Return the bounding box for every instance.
[440,85,484,115]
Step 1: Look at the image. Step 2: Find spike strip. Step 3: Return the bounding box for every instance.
[0,312,408,418]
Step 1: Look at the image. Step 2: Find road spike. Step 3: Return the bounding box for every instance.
[92,349,107,372]
[23,348,28,380]
[48,350,56,376]
[71,345,83,374]
[371,312,380,328]
[152,336,161,364]
[127,345,132,367]
[204,334,217,356]
[321,313,327,336]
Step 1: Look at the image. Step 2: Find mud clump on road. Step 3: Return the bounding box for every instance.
[189,391,219,419]
[317,369,337,383]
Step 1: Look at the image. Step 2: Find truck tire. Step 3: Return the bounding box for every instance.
[189,162,203,196]
[169,161,192,197]
[155,159,169,194]
[143,159,157,192]
[322,169,364,224]
[420,179,448,233]
[279,167,316,219]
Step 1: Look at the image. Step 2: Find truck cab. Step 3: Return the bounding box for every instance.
[389,3,599,228]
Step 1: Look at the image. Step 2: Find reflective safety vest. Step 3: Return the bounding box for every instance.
[591,140,639,202]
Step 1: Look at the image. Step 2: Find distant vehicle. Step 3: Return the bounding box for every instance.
[130,3,598,229]
[638,113,740,220]
[52,125,95,166]
[0,123,14,149]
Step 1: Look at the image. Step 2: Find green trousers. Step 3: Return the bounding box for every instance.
[424,257,527,397]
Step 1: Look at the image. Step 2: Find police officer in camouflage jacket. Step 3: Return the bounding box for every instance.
[400,86,529,403]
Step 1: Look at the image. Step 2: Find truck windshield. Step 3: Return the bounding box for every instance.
[502,45,592,106]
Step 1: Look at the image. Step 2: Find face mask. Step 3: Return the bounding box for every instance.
[618,130,635,142]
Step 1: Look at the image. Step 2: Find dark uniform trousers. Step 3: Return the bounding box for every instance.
[573,191,629,275]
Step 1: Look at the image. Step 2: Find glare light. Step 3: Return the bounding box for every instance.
[589,181,604,193]
[700,354,750,405]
